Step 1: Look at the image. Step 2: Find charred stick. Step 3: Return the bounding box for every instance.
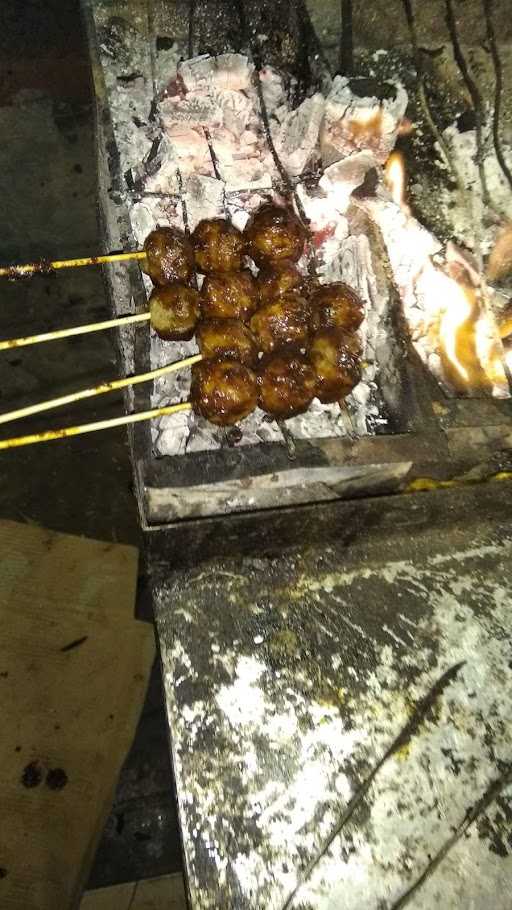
[339,0,354,75]
[444,0,490,206]
[482,0,512,190]
[280,661,466,910]
[401,0,462,189]
[389,763,512,909]
[188,0,196,59]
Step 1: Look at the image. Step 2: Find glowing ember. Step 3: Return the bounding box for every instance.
[384,151,410,214]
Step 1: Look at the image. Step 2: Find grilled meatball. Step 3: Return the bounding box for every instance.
[245,204,306,266]
[256,261,304,304]
[311,327,362,403]
[196,319,258,367]
[149,283,200,340]
[201,270,258,322]
[191,358,258,426]
[192,218,245,273]
[258,351,316,418]
[250,293,312,354]
[143,227,194,287]
[310,282,364,332]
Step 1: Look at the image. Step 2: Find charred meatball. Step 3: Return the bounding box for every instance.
[311,327,362,403]
[250,293,312,354]
[245,204,306,266]
[256,261,304,304]
[196,319,258,367]
[191,358,258,426]
[143,227,194,287]
[192,218,245,273]
[258,351,316,419]
[149,283,200,340]
[200,270,258,322]
[310,282,364,332]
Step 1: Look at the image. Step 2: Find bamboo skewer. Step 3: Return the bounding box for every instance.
[0,311,151,351]
[0,250,147,278]
[0,353,202,426]
[0,401,192,450]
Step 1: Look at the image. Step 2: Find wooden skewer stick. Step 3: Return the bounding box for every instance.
[0,311,151,351]
[0,250,147,278]
[0,401,193,450]
[0,353,202,426]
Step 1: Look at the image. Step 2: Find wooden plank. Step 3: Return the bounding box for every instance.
[0,520,154,910]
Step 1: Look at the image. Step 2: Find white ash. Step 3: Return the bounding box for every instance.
[95,4,157,175]
[320,75,408,168]
[271,93,325,177]
[441,117,512,255]
[319,150,377,214]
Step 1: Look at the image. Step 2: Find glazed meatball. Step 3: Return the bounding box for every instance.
[311,327,362,403]
[258,351,316,419]
[191,359,258,426]
[245,204,306,266]
[192,218,245,273]
[256,261,304,304]
[143,227,194,286]
[149,284,200,341]
[250,293,313,354]
[310,282,364,332]
[201,270,258,322]
[196,319,258,367]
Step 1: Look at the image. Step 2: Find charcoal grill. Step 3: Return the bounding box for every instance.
[81,0,512,536]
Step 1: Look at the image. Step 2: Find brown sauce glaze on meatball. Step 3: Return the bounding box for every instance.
[250,293,313,354]
[201,270,258,322]
[149,284,200,340]
[191,359,258,426]
[245,204,306,267]
[310,282,364,333]
[257,351,316,418]
[196,319,258,367]
[256,261,304,305]
[311,327,362,403]
[192,218,245,273]
[143,227,194,286]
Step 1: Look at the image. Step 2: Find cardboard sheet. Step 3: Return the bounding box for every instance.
[0,520,154,910]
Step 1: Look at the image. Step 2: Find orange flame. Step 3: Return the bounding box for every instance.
[384,151,410,215]
[416,262,506,393]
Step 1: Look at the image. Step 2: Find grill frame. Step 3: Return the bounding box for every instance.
[82,0,512,529]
